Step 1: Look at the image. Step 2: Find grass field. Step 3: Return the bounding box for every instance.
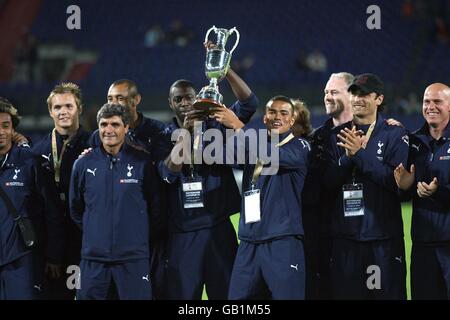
[203,202,413,300]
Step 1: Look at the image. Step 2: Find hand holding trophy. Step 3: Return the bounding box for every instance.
[193,26,240,113]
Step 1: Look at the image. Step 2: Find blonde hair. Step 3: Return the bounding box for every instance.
[47,82,82,110]
[291,99,312,138]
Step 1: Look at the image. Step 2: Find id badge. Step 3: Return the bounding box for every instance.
[342,183,364,217]
[244,189,261,224]
[182,177,204,209]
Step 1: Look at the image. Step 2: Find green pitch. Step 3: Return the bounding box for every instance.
[202,202,413,300]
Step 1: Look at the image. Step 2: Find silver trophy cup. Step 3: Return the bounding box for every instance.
[193,26,240,113]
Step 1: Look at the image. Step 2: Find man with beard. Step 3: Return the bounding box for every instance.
[326,73,409,299]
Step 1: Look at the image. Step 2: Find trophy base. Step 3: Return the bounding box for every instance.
[192,99,224,114]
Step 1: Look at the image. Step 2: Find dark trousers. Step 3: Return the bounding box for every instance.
[411,243,450,300]
[0,253,40,300]
[165,219,238,300]
[330,238,406,300]
[228,236,305,300]
[77,259,152,300]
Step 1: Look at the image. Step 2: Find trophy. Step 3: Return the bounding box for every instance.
[193,26,240,113]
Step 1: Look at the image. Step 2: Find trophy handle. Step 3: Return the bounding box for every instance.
[205,25,217,44]
[228,27,240,55]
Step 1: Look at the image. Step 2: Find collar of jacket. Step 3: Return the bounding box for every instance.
[413,121,450,146]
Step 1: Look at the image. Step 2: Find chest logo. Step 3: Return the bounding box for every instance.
[13,169,20,180]
[87,168,97,176]
[127,164,134,177]
[377,141,384,155]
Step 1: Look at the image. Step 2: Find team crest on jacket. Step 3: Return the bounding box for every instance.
[13,168,20,180]
[6,169,24,187]
[377,141,384,155]
[127,164,134,177]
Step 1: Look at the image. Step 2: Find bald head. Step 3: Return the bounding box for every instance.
[424,83,450,101]
[423,82,450,129]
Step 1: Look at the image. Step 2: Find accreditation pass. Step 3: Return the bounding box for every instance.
[342,183,365,217]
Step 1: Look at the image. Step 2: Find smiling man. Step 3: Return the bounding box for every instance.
[69,104,161,300]
[394,83,450,299]
[224,96,310,300]
[32,82,91,299]
[323,73,409,299]
[0,98,64,300]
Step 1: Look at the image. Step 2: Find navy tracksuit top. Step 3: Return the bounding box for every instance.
[157,93,259,233]
[324,114,409,241]
[407,123,450,243]
[238,129,310,242]
[69,144,162,262]
[0,145,64,266]
[32,128,91,209]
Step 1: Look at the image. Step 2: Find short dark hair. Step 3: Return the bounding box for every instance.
[96,103,131,126]
[110,79,140,98]
[0,97,21,129]
[266,95,295,113]
[169,79,196,96]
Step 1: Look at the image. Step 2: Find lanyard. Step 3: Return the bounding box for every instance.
[51,128,71,184]
[251,133,295,187]
[351,120,376,182]
[360,120,376,150]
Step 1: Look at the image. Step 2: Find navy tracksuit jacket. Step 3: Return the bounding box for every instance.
[406,123,450,243]
[228,127,310,300]
[323,113,409,299]
[325,114,409,241]
[404,123,450,299]
[69,144,162,262]
[32,128,91,262]
[238,129,310,242]
[158,93,259,232]
[0,145,64,299]
[0,145,64,266]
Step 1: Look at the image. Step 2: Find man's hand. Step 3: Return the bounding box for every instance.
[209,105,244,130]
[337,126,365,157]
[183,110,208,131]
[394,163,415,190]
[45,262,62,279]
[12,132,29,146]
[79,147,93,158]
[204,41,217,50]
[417,177,438,198]
[386,118,403,127]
